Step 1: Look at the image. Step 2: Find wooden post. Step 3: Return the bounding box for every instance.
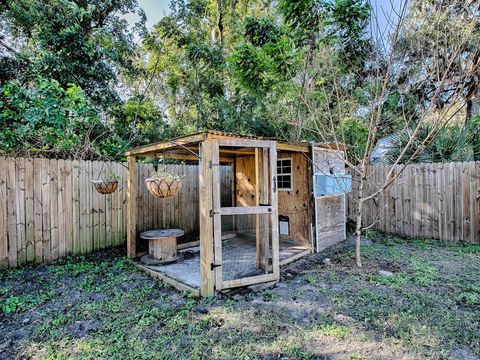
[199,139,215,296]
[211,140,223,290]
[255,148,270,271]
[270,144,280,279]
[255,148,260,268]
[127,155,137,258]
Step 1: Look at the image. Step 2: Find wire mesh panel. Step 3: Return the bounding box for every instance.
[220,213,273,281]
[136,147,234,290]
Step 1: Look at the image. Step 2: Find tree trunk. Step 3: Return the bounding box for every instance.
[466,98,472,126]
[354,177,365,267]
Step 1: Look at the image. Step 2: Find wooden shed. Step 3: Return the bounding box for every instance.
[125,131,348,296]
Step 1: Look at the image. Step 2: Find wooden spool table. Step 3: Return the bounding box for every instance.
[140,229,185,266]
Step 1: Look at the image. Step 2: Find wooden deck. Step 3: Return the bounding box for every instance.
[142,237,310,290]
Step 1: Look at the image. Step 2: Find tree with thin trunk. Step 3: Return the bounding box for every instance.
[282,0,479,266]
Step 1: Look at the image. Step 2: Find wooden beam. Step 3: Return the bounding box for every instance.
[136,264,199,296]
[279,248,311,266]
[270,143,280,280]
[255,148,260,270]
[185,145,255,156]
[219,149,255,155]
[220,206,272,215]
[218,139,274,148]
[177,240,200,250]
[125,133,206,156]
[207,132,312,152]
[147,152,234,163]
[257,148,270,272]
[211,140,223,290]
[277,143,310,152]
[199,140,215,297]
[127,155,137,258]
[176,233,236,251]
[222,273,278,289]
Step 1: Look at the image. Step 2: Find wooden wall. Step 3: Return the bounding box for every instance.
[347,162,480,244]
[0,157,233,269]
[235,156,257,207]
[277,152,311,245]
[235,152,311,245]
[312,147,347,251]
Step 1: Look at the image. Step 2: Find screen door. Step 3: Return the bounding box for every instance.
[211,139,280,290]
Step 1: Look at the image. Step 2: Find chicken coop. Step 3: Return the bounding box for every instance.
[125,131,350,296]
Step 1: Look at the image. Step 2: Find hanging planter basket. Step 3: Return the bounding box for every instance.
[145,178,183,198]
[92,180,118,195]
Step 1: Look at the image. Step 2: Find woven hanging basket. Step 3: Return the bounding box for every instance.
[145,178,182,198]
[92,180,118,194]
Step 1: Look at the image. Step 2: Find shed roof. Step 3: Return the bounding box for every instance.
[125,130,344,157]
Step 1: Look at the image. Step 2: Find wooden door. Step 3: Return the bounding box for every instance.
[211,139,279,290]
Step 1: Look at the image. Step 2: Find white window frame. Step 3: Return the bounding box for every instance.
[277,157,293,191]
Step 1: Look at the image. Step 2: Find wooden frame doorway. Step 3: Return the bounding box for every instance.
[211,139,280,291]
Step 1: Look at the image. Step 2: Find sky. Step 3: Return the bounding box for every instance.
[123,0,170,30]
[125,0,404,32]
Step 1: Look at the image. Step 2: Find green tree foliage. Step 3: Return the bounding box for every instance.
[231,16,298,96]
[0,78,122,158]
[394,0,480,124]
[139,0,282,136]
[337,116,369,160]
[274,0,373,143]
[139,0,373,143]
[1,0,145,108]
[0,0,173,159]
[384,121,480,164]
[111,100,170,148]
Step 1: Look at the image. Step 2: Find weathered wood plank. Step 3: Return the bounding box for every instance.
[57,159,66,258]
[110,162,118,247]
[64,160,74,255]
[41,158,51,262]
[199,140,214,296]
[6,158,17,267]
[72,160,81,254]
[49,159,59,262]
[105,162,113,249]
[33,158,43,263]
[15,158,26,265]
[211,140,223,290]
[0,158,8,268]
[24,158,35,262]
[127,156,137,258]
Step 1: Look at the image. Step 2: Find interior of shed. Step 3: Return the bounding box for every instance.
[126,133,314,294]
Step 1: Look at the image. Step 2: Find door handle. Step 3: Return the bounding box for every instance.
[273,176,277,193]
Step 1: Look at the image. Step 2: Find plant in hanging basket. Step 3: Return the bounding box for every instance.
[92,173,119,194]
[146,170,184,198]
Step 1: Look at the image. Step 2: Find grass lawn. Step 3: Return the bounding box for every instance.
[1,233,479,359]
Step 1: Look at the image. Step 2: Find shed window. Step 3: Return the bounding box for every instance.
[277,158,292,190]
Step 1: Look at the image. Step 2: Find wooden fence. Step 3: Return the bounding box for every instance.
[5,156,477,268]
[0,157,232,269]
[347,162,480,244]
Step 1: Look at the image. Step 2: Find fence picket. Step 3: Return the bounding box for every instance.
[15,158,26,265]
[24,159,35,262]
[0,158,8,268]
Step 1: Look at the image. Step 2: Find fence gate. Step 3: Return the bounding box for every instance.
[211,139,280,290]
